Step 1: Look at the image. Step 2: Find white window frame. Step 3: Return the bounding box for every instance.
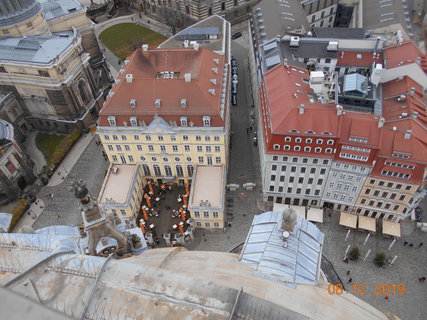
[130,116,138,126]
[273,144,280,150]
[316,139,323,144]
[203,116,211,127]
[325,148,332,154]
[294,146,301,151]
[108,116,116,126]
[304,147,311,152]
[284,137,291,142]
[315,147,322,153]
[327,139,334,145]
[180,116,188,127]
[306,138,312,144]
[295,137,302,143]
[284,145,291,151]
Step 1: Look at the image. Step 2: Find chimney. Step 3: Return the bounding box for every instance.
[404,129,412,139]
[281,208,297,233]
[130,99,136,108]
[155,98,161,108]
[125,74,133,83]
[413,111,419,119]
[378,117,385,128]
[336,104,343,116]
[142,44,148,52]
[299,104,304,114]
[181,98,187,108]
[184,73,192,82]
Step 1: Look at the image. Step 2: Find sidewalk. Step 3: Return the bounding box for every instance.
[12,132,96,231]
[48,132,95,187]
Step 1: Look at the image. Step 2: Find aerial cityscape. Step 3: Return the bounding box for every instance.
[0,0,426,319]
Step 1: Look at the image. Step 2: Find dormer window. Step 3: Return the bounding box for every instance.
[180,116,188,127]
[273,144,280,150]
[203,116,211,127]
[285,137,291,142]
[130,116,137,126]
[108,116,116,126]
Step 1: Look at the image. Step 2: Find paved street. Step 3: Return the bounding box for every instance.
[187,22,264,252]
[32,137,109,228]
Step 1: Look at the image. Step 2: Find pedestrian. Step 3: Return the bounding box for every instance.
[409,243,414,247]
[343,256,349,263]
[131,17,134,21]
[422,277,426,283]
[385,295,389,301]
[156,237,160,245]
[249,126,252,132]
[56,213,61,219]
[347,278,352,283]
[346,270,350,275]
[139,12,141,18]
[418,242,423,248]
[246,127,249,134]
[404,241,408,246]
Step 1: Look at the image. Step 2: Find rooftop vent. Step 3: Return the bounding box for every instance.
[299,104,304,115]
[142,44,148,51]
[327,41,339,51]
[181,98,187,108]
[130,99,136,108]
[155,98,161,108]
[378,117,385,128]
[184,73,192,82]
[125,74,133,83]
[413,111,419,119]
[336,104,343,116]
[404,129,412,140]
[392,126,397,132]
[290,36,299,47]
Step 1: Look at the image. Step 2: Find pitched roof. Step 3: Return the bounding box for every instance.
[337,50,382,67]
[383,41,424,69]
[263,64,338,135]
[99,48,227,127]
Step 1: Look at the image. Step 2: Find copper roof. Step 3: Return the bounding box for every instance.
[99,47,227,127]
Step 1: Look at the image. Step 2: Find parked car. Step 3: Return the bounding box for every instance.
[231,58,237,67]
[232,82,237,94]
[232,66,238,75]
[232,32,242,40]
[231,94,237,105]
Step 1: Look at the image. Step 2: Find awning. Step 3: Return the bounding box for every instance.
[382,220,401,238]
[358,216,376,232]
[339,212,357,229]
[307,208,323,223]
[273,203,306,219]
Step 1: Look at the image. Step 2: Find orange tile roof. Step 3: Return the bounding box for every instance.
[99,48,227,127]
[337,50,382,67]
[383,41,424,69]
[338,113,382,148]
[263,64,339,135]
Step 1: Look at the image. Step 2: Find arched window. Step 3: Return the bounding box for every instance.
[153,165,161,176]
[187,165,194,176]
[164,165,172,176]
[176,165,184,177]
[142,164,150,176]
[77,79,91,105]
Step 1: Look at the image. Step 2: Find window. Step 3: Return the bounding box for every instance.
[116,145,122,151]
[124,145,130,151]
[274,144,280,150]
[300,167,306,173]
[273,156,279,161]
[287,187,292,193]
[382,192,388,198]
[370,179,375,184]
[315,147,322,153]
[289,177,295,183]
[215,146,220,152]
[160,146,166,152]
[206,146,212,152]
[295,138,302,143]
[204,211,209,218]
[198,157,204,164]
[308,178,313,184]
[317,179,323,185]
[187,165,194,176]
[153,165,161,176]
[269,186,275,191]
[2,30,9,35]
[197,146,203,152]
[399,195,405,201]
[306,138,312,144]
[163,157,168,162]
[387,183,393,188]
[325,148,332,154]
[393,205,400,211]
[196,222,202,227]
[365,188,371,195]
[281,165,286,171]
[405,185,411,191]
[320,168,326,174]
[282,156,288,161]
[216,157,221,164]
[293,158,298,163]
[385,203,391,209]
[38,70,50,77]
[196,136,201,141]
[272,165,277,171]
[302,158,308,163]
[108,116,116,126]
[203,116,211,126]
[373,190,380,196]
[310,168,316,174]
[271,175,276,181]
[128,155,134,162]
[143,164,150,176]
[313,159,318,164]
[315,190,320,195]
[205,222,211,228]
[112,155,118,162]
[322,160,329,165]
[284,145,291,151]
[205,136,210,142]
[304,147,311,152]
[194,212,200,218]
[187,157,192,162]
[140,156,146,161]
[305,189,311,195]
[396,184,402,189]
[183,135,189,141]
[172,145,178,152]
[280,176,285,182]
[133,135,140,141]
[352,186,357,192]
[213,212,219,218]
[214,136,220,141]
[369,200,375,206]
[294,146,301,151]
[185,145,190,152]
[108,145,113,151]
[316,139,323,144]
[285,137,291,142]
[298,177,304,184]
[120,209,126,216]
[171,136,176,141]
[112,135,118,141]
[296,188,301,194]
[104,135,110,141]
[291,166,296,172]
[180,117,188,126]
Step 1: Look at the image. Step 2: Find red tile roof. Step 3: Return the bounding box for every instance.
[383,41,424,69]
[99,48,227,127]
[337,50,383,67]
